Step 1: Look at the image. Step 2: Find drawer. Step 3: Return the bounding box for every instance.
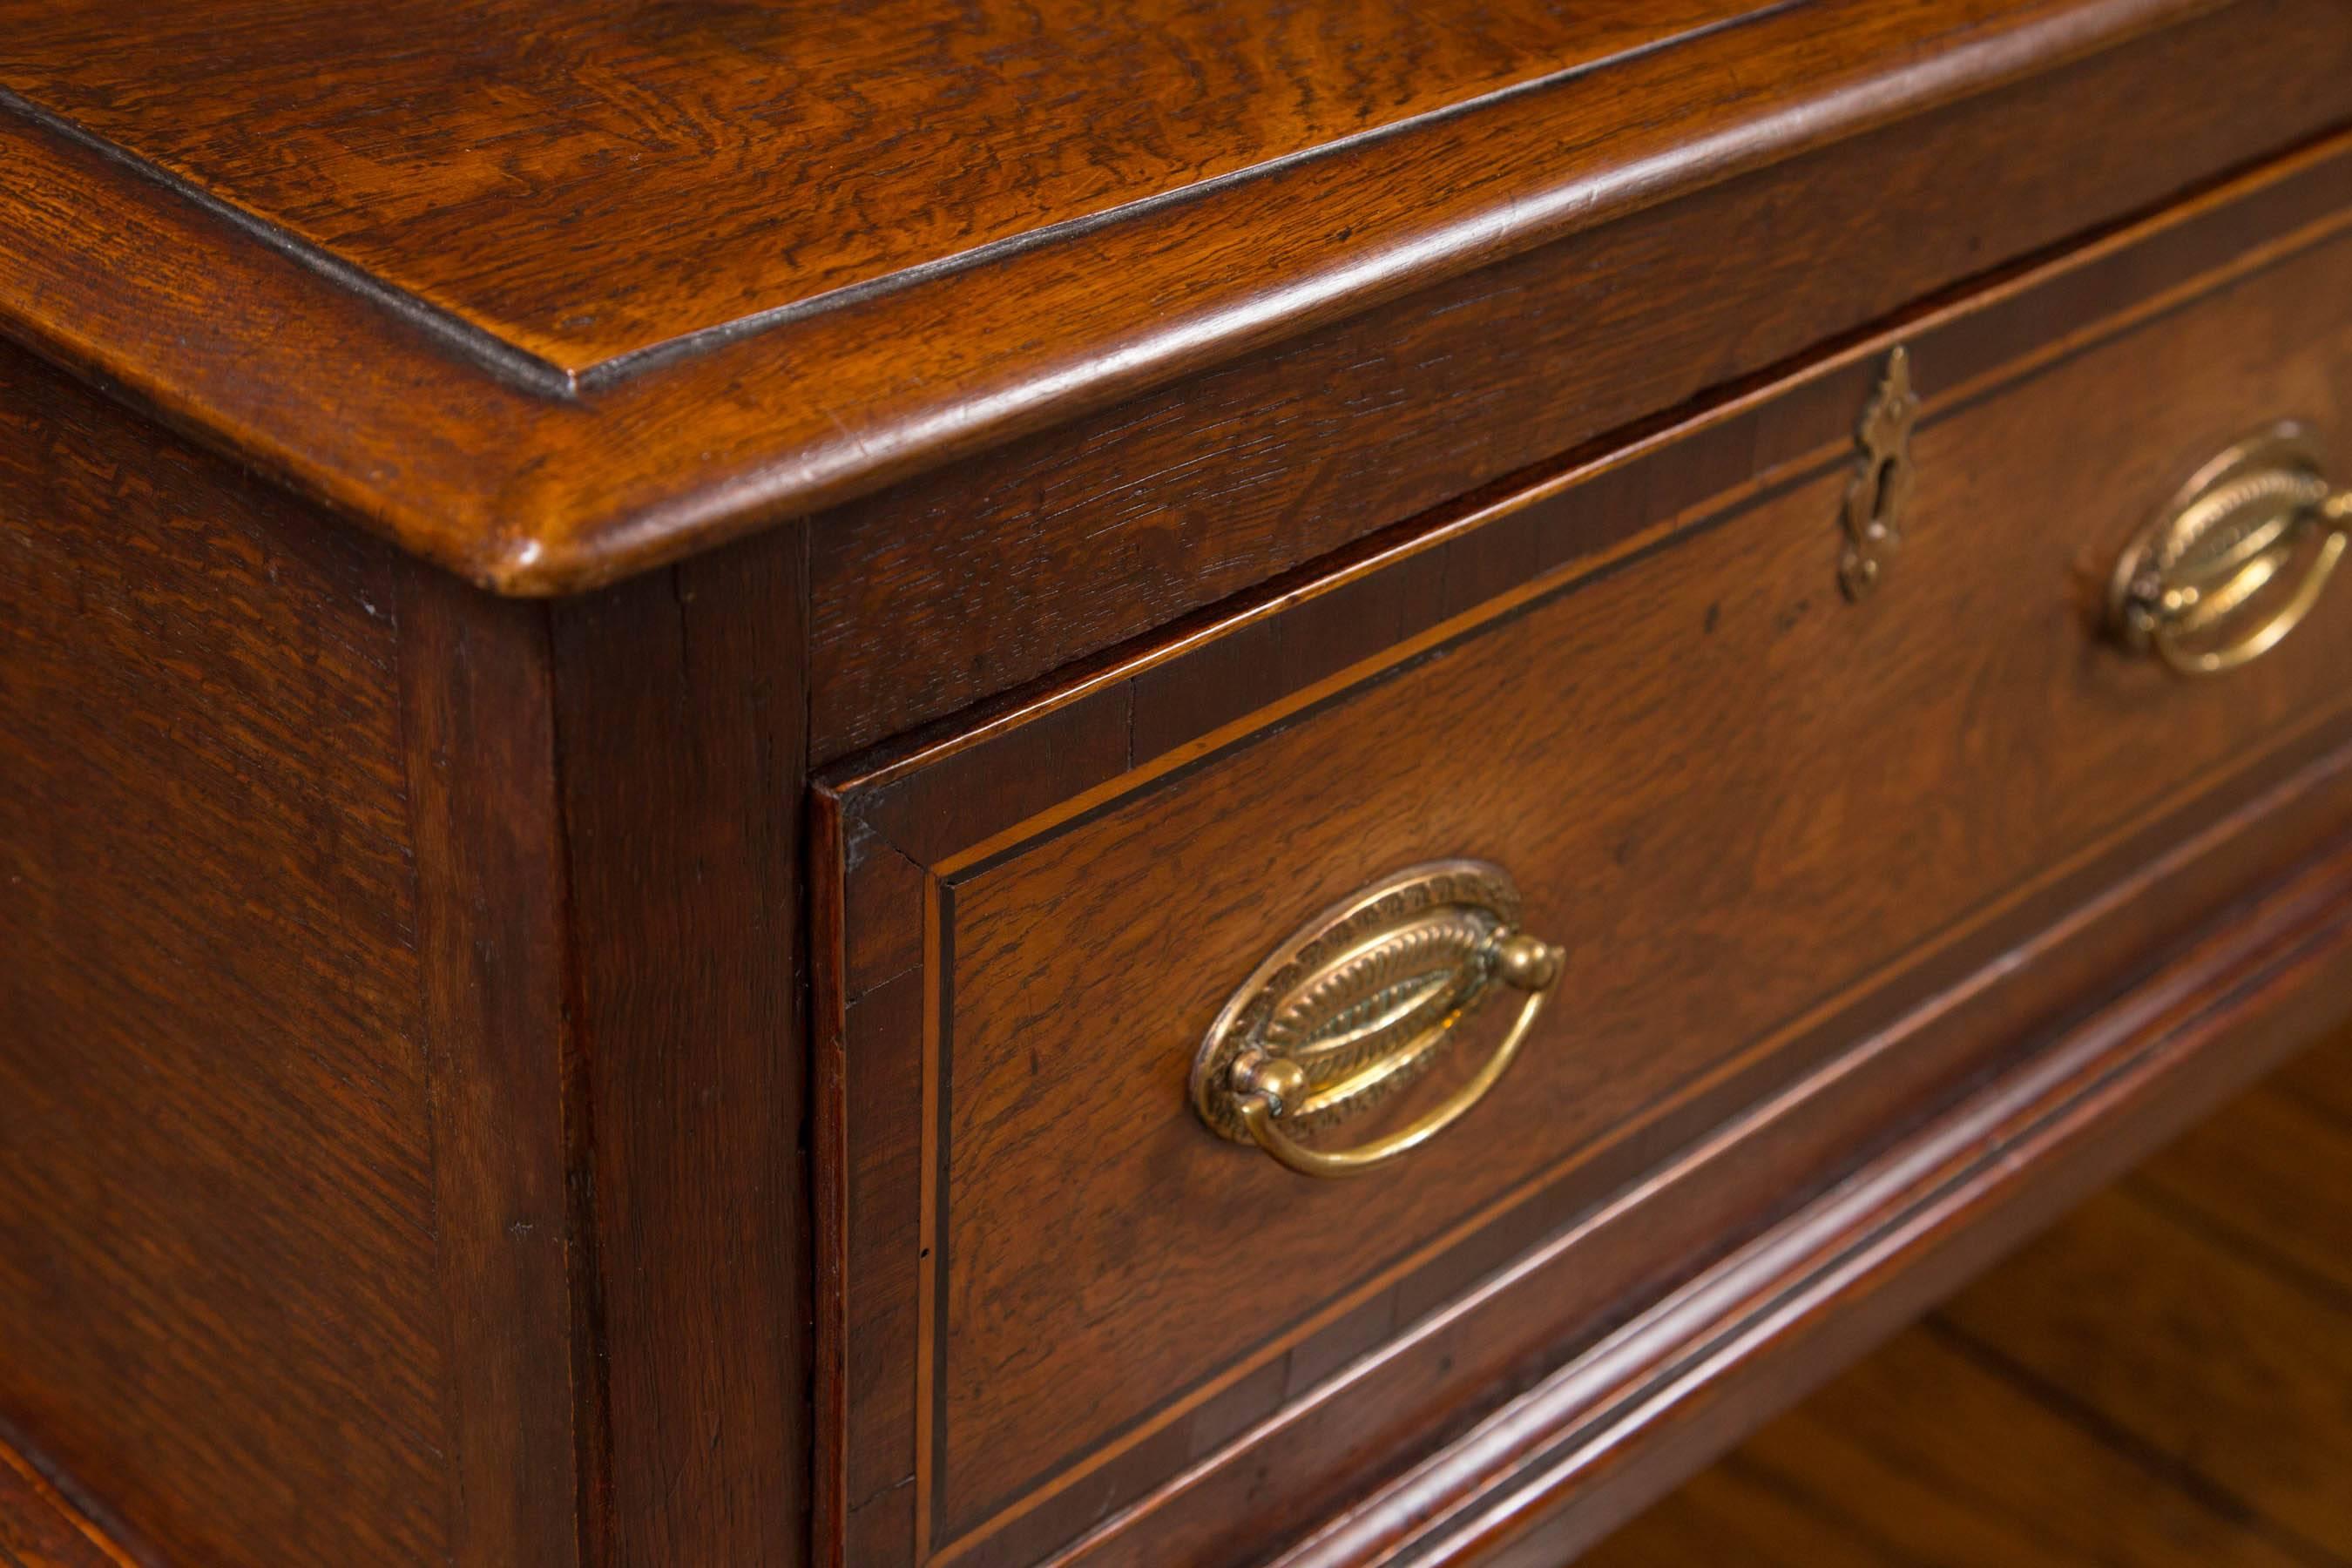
[813,154,2352,1568]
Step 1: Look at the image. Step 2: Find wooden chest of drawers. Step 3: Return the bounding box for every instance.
[4,3,2352,1565]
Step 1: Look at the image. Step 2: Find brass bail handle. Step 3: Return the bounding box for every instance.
[1189,862,1563,1179]
[2109,422,2352,677]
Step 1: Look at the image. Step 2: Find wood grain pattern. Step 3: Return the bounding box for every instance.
[1308,828,2352,1568]
[808,13,2352,757]
[0,1438,137,1568]
[814,169,2352,1564]
[1047,711,2352,1565]
[938,226,2352,1534]
[1064,713,2352,1565]
[2274,1037,2352,1128]
[2129,1077,2352,1297]
[835,747,2352,1568]
[8,7,2352,1565]
[0,336,448,1565]
[0,0,1765,368]
[547,526,814,1568]
[1938,1189,2352,1551]
[396,561,584,1568]
[0,312,616,1568]
[8,1,2341,593]
[0,366,818,1568]
[1578,1316,2326,1568]
[1591,1026,2352,1568]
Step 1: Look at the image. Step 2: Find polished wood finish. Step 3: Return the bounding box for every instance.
[2134,1074,2352,1296]
[0,0,1767,368]
[2276,1019,2352,1125]
[1083,736,2352,1568]
[8,3,2352,1565]
[545,531,814,1568]
[396,561,584,1568]
[1585,1329,2325,1568]
[0,1437,137,1568]
[0,337,451,1567]
[4,3,2348,593]
[1305,830,2352,1567]
[1939,1186,2352,1548]
[808,9,2352,756]
[813,154,2352,1564]
[0,310,808,1568]
[1587,1024,2352,1568]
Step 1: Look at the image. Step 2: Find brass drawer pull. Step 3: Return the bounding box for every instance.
[1190,862,1561,1178]
[2110,422,2351,676]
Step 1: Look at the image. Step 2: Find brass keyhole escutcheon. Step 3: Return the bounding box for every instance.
[1840,346,1919,601]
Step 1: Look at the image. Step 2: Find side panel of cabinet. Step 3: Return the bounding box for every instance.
[0,337,585,1567]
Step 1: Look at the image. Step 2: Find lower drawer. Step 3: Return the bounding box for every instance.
[814,145,2352,1567]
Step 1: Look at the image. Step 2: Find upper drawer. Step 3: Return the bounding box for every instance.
[813,142,2352,1568]
[806,6,2352,760]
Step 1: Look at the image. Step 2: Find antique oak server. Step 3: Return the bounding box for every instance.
[4,3,2352,1565]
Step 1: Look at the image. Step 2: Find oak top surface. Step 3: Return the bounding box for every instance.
[0,0,1761,375]
[0,0,2227,591]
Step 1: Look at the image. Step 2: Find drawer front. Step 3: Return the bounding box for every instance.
[814,146,2352,1568]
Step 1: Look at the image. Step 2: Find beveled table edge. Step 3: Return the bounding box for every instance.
[0,0,2220,595]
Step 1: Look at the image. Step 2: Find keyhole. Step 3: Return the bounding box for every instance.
[1869,455,1903,537]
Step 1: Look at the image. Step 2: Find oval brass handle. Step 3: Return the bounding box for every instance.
[1189,861,1562,1179]
[2109,422,2352,676]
